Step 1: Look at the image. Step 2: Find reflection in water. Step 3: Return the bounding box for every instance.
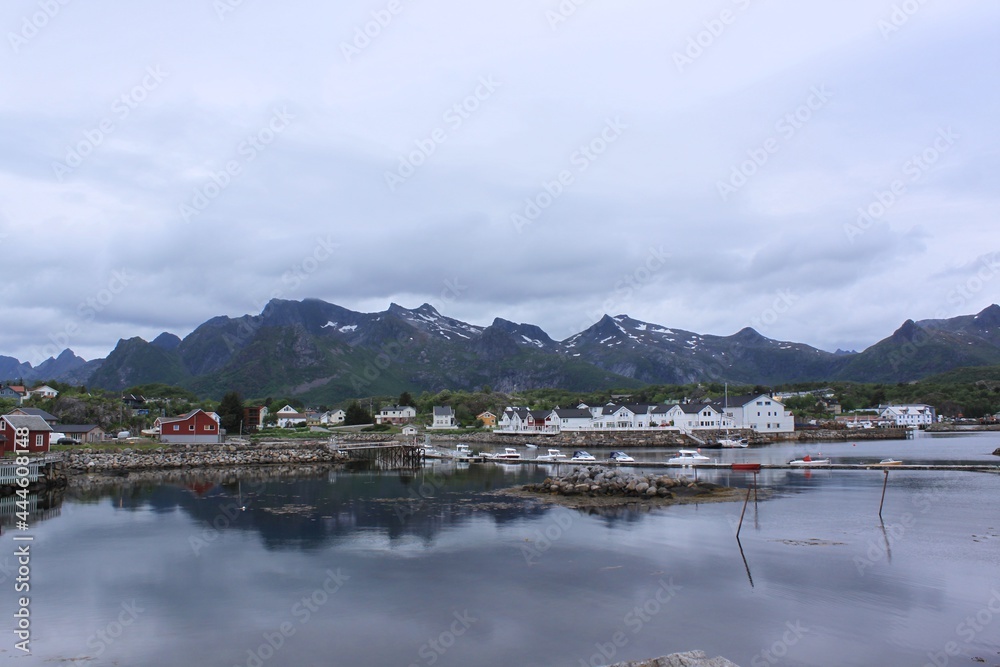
[0,487,64,528]
[8,441,1000,667]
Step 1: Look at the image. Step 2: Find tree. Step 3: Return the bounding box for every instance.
[218,391,244,434]
[398,391,414,407]
[344,401,372,426]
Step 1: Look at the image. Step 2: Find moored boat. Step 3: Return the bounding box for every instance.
[570,450,596,462]
[536,448,567,462]
[667,449,710,465]
[788,455,830,466]
[608,451,635,463]
[718,436,749,448]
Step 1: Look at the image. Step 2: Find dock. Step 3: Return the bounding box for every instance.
[456,458,1000,473]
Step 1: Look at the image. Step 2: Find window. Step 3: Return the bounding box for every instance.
[173,425,179,431]
[0,421,4,430]
[205,424,215,431]
[189,424,195,431]
[36,434,44,447]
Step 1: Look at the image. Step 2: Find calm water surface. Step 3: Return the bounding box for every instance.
[4,432,999,666]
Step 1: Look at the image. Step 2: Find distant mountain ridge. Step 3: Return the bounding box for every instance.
[5,301,1000,401]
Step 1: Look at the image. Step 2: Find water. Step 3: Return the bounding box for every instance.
[4,432,999,666]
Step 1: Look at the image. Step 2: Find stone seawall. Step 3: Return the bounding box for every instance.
[64,441,346,473]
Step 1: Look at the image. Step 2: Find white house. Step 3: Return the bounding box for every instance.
[275,405,308,428]
[498,407,530,432]
[401,425,418,435]
[723,394,794,433]
[671,403,724,431]
[376,405,416,425]
[320,409,345,425]
[429,406,456,429]
[880,404,935,427]
[545,408,594,432]
[28,385,59,399]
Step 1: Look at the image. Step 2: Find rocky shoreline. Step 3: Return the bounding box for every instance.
[520,465,738,507]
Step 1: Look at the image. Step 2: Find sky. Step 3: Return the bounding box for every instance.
[2,0,998,365]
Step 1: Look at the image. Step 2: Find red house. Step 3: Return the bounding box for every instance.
[0,414,53,454]
[158,409,222,444]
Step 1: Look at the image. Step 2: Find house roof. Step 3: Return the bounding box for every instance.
[651,403,679,414]
[11,407,58,421]
[433,406,454,416]
[551,408,592,419]
[680,403,719,414]
[57,424,101,434]
[160,409,208,424]
[2,414,53,431]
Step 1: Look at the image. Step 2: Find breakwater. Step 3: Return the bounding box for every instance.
[63,441,347,473]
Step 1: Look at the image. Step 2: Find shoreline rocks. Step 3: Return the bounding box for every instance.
[522,465,727,500]
[993,447,1000,457]
[605,651,739,667]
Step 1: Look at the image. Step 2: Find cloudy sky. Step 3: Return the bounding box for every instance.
[2,0,998,365]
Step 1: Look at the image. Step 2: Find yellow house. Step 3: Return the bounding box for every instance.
[476,411,497,427]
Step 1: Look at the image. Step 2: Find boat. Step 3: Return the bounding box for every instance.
[608,451,635,463]
[788,455,830,466]
[420,446,447,459]
[452,444,479,461]
[536,448,567,462]
[524,442,538,449]
[570,450,596,462]
[493,447,521,460]
[730,462,761,472]
[874,458,902,466]
[667,449,710,465]
[718,384,748,448]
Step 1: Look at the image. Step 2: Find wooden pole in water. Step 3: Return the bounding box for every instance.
[736,484,752,537]
[878,469,889,519]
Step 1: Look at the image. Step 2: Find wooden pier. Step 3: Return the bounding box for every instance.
[334,442,424,469]
[0,455,62,486]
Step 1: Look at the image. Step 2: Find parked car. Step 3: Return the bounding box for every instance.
[56,437,82,445]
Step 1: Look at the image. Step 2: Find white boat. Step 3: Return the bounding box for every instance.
[668,449,710,465]
[570,450,596,462]
[874,458,902,466]
[536,448,567,462]
[608,451,635,463]
[788,455,830,466]
[524,442,538,449]
[452,444,478,461]
[484,447,521,461]
[718,436,749,449]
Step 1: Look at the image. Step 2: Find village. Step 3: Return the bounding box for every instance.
[0,380,950,454]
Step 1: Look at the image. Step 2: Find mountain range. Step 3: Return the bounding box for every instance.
[5,300,1000,402]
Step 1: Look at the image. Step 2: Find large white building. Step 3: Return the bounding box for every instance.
[495,395,793,434]
[879,404,936,426]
